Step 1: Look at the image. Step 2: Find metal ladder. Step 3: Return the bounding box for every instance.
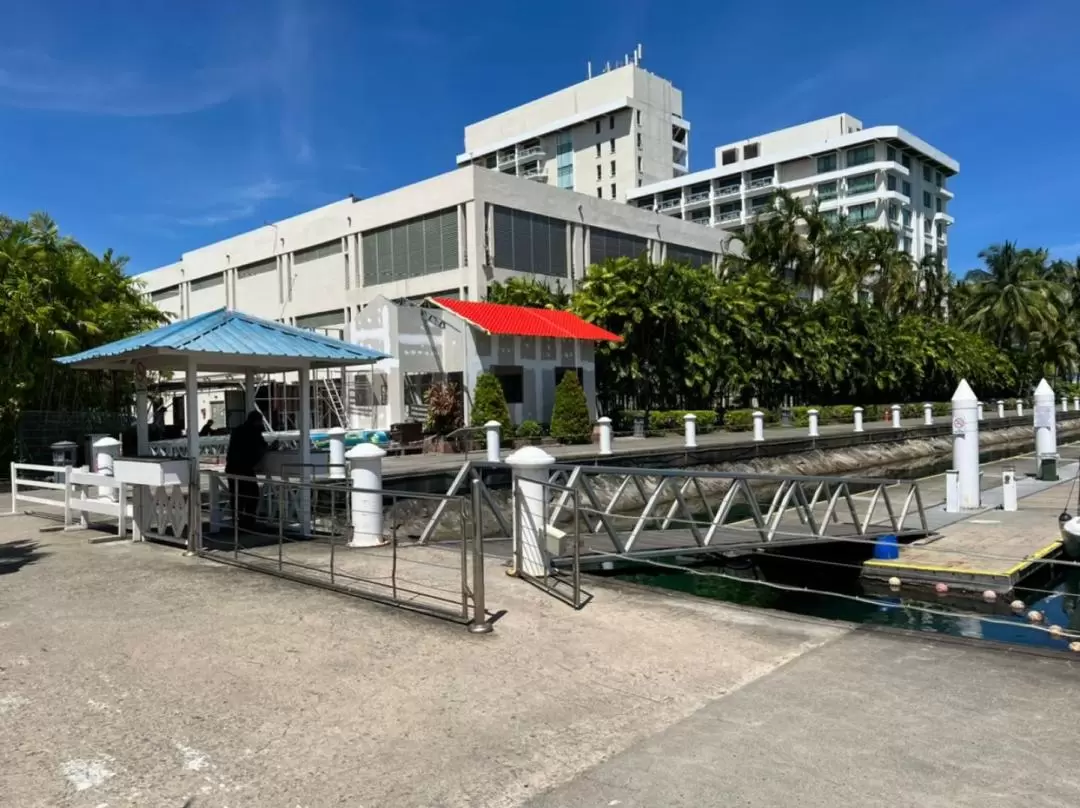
[321,373,347,428]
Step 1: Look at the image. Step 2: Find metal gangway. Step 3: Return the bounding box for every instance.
[418,461,931,570]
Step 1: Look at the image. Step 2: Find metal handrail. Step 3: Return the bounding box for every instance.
[715,184,741,197]
[748,176,774,189]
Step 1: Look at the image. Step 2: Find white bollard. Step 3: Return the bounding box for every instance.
[93,436,121,501]
[1016,400,1024,417]
[807,409,819,438]
[1074,396,1079,412]
[1062,395,1069,413]
[853,407,864,433]
[484,420,501,463]
[347,443,386,547]
[684,413,697,449]
[977,402,984,421]
[945,469,959,513]
[327,427,346,479]
[597,416,613,456]
[752,410,765,442]
[1001,468,1018,512]
[997,400,1005,419]
[951,379,980,509]
[506,446,555,578]
[923,402,933,426]
[1034,378,1057,462]
[891,404,901,429]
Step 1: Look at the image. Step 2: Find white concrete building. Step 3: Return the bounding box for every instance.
[626,114,958,269]
[138,165,734,430]
[456,59,689,203]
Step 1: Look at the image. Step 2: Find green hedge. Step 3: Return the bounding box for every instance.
[647,410,718,431]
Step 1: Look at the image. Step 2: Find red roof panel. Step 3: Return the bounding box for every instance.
[430,298,622,342]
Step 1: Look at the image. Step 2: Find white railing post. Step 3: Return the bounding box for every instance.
[597,417,613,456]
[1074,396,1079,412]
[327,427,346,478]
[484,421,502,463]
[807,409,819,438]
[952,380,980,510]
[684,413,697,448]
[1062,395,1069,413]
[347,443,386,547]
[62,465,72,528]
[891,404,901,428]
[10,462,17,514]
[117,482,127,537]
[997,400,1005,419]
[752,411,765,442]
[923,402,933,426]
[977,401,984,421]
[1001,468,1018,512]
[93,436,121,502]
[945,469,959,513]
[506,446,555,578]
[853,407,864,433]
[1016,399,1024,417]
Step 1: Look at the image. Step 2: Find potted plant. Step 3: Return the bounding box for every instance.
[549,372,592,445]
[424,381,463,453]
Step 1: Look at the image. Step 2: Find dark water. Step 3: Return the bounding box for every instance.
[616,444,1080,652]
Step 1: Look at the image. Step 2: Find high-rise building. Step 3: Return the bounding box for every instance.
[625,114,958,268]
[456,55,689,203]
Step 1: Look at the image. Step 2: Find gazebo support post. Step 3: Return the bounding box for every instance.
[135,388,149,456]
[185,355,201,554]
[244,368,256,416]
[299,366,312,536]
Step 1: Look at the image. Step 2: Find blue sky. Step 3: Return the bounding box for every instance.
[1,0,1077,275]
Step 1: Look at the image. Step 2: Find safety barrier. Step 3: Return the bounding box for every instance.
[8,462,132,538]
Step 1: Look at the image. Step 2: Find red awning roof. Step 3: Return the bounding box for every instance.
[429,298,622,342]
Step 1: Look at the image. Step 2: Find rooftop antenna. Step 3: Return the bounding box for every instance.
[587,60,592,79]
[636,43,643,64]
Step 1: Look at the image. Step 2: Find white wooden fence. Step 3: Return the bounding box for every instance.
[9,463,132,538]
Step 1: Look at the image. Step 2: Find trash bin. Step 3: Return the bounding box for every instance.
[1038,456,1059,482]
[51,440,78,467]
[632,415,645,439]
[780,407,793,427]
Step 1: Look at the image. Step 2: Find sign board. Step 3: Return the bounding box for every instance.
[1035,405,1054,429]
[952,416,966,435]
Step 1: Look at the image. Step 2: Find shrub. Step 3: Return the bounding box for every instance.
[932,402,950,416]
[824,404,853,424]
[723,408,756,432]
[900,403,921,419]
[686,410,718,429]
[424,382,463,435]
[516,419,543,438]
[470,372,511,428]
[791,406,811,427]
[549,372,592,443]
[646,410,718,432]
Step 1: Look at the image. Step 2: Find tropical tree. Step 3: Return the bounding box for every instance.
[485,277,570,309]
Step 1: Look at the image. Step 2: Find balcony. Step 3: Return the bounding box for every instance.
[746,176,774,192]
[933,211,955,225]
[715,183,741,198]
[518,144,546,160]
[685,190,711,208]
[496,152,517,168]
[522,169,548,182]
[716,209,742,223]
[658,198,682,212]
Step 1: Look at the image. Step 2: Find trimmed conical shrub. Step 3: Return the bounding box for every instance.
[471,372,512,428]
[550,372,591,444]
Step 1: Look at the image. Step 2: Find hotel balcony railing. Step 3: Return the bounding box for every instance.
[685,190,711,205]
[658,198,682,211]
[717,210,742,222]
[715,184,741,197]
[522,170,548,182]
[518,145,546,160]
[747,176,774,190]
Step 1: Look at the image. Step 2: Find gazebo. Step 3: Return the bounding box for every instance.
[56,308,389,548]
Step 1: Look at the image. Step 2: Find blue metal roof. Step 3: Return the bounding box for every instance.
[56,308,390,370]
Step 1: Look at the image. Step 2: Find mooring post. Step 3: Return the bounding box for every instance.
[1001,468,1018,512]
[923,402,933,426]
[853,406,864,433]
[1074,395,1079,412]
[683,413,697,449]
[1062,395,1069,413]
[93,436,121,502]
[891,404,901,429]
[951,379,980,510]
[977,401,984,421]
[997,400,1005,418]
[1016,399,1025,417]
[807,409,819,438]
[327,427,346,479]
[597,416,613,456]
[347,443,386,547]
[752,411,765,442]
[1034,378,1058,480]
[484,421,501,463]
[506,446,555,578]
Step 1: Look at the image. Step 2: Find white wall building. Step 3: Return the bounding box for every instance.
[138,165,734,430]
[456,58,689,203]
[626,113,958,269]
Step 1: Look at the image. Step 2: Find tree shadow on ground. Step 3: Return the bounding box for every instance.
[0,540,45,575]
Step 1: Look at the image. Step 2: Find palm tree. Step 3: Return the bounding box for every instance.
[961,241,1064,349]
[915,252,952,317]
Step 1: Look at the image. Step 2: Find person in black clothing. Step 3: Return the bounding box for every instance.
[225,410,272,530]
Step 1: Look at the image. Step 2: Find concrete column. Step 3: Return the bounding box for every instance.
[923,402,933,426]
[752,410,765,442]
[853,407,864,433]
[506,446,555,578]
[951,379,980,510]
[1016,400,1024,417]
[977,401,984,421]
[244,369,256,414]
[684,413,697,448]
[347,443,386,547]
[135,388,149,456]
[327,427,346,478]
[997,400,1005,418]
[597,417,613,456]
[485,421,501,462]
[93,437,121,501]
[1034,378,1057,461]
[891,404,901,428]
[1062,395,1069,413]
[807,409,819,438]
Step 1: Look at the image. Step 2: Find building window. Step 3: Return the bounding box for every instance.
[637,156,642,173]
[847,173,876,195]
[609,114,615,130]
[596,187,602,198]
[886,146,896,162]
[361,208,458,286]
[935,171,943,187]
[555,131,573,189]
[595,143,601,158]
[589,227,647,264]
[743,142,759,159]
[848,202,876,224]
[821,210,839,225]
[610,183,616,198]
[936,221,945,238]
[902,209,912,227]
[935,197,942,213]
[151,285,180,303]
[721,148,738,165]
[817,181,838,201]
[887,174,897,192]
[492,206,568,277]
[595,119,601,135]
[484,155,497,169]
[609,138,615,154]
[846,144,875,167]
[237,257,276,280]
[923,190,932,208]
[888,203,899,221]
[637,179,642,187]
[635,109,641,125]
[902,153,911,169]
[490,365,524,404]
[923,165,932,182]
[666,245,713,268]
[817,153,837,173]
[902,180,911,197]
[902,237,912,254]
[557,164,573,188]
[923,219,932,235]
[610,160,616,177]
[293,239,343,265]
[636,132,642,149]
[596,165,602,181]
